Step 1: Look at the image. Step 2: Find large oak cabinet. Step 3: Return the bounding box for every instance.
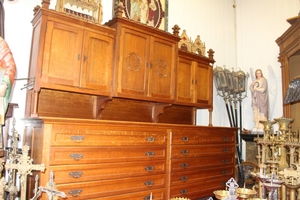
[23,5,237,200]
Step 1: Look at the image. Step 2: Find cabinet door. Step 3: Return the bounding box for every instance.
[195,63,212,106]
[117,28,149,97]
[176,56,194,104]
[42,21,83,86]
[80,30,114,95]
[149,37,176,100]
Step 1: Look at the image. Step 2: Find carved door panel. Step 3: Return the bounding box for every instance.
[42,21,83,86]
[195,63,212,106]
[117,28,149,97]
[149,37,175,101]
[80,30,114,95]
[176,56,193,104]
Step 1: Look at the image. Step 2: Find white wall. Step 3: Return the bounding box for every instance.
[3,0,299,131]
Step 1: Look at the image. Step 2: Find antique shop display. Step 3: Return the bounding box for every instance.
[251,117,300,200]
[23,0,237,199]
[213,177,256,200]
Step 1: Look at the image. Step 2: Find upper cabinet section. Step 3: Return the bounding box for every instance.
[106,17,180,103]
[29,9,115,96]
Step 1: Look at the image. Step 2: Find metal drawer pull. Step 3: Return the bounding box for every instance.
[70,153,83,161]
[70,135,84,142]
[182,137,189,142]
[144,181,154,187]
[180,176,188,182]
[181,150,189,155]
[222,148,228,152]
[144,196,153,200]
[145,152,155,158]
[146,136,156,142]
[222,137,228,141]
[180,163,188,168]
[222,159,228,163]
[69,171,83,178]
[222,170,228,174]
[145,166,155,172]
[180,189,188,194]
[68,189,82,197]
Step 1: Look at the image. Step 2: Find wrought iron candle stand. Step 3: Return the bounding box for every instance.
[251,117,300,200]
[213,66,249,187]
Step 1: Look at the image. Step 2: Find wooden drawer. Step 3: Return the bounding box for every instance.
[170,166,234,186]
[171,129,235,145]
[51,160,166,184]
[50,146,166,165]
[169,176,231,199]
[171,144,234,158]
[57,174,166,199]
[51,124,167,146]
[92,188,165,200]
[170,154,234,172]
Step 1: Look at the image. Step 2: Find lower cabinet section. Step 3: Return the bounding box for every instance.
[23,118,236,200]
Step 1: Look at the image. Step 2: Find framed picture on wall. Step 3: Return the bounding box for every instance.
[113,0,168,31]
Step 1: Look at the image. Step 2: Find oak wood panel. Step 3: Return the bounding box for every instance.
[50,146,166,165]
[169,166,234,186]
[171,129,235,145]
[169,176,231,199]
[51,123,167,146]
[171,144,234,158]
[57,174,166,199]
[50,161,166,184]
[170,154,234,172]
[90,188,165,200]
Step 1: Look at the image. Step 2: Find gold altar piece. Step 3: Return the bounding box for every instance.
[170,197,191,200]
[235,187,257,199]
[213,190,228,199]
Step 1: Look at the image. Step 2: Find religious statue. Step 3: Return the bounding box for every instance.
[139,0,149,24]
[249,69,269,132]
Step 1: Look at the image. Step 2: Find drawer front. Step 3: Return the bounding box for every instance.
[51,161,166,184]
[57,174,166,199]
[93,188,165,200]
[51,124,167,146]
[50,146,166,165]
[169,176,231,198]
[171,130,235,145]
[170,154,234,172]
[171,144,234,158]
[170,166,234,186]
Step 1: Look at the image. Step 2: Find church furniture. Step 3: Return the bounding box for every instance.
[23,2,237,199]
[276,15,300,129]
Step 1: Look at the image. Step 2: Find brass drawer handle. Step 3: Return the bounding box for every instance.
[222,159,228,163]
[180,163,188,168]
[145,166,155,172]
[222,170,228,174]
[180,189,188,194]
[144,181,154,187]
[223,148,228,152]
[182,137,189,142]
[69,171,83,178]
[222,137,228,141]
[144,196,153,200]
[146,136,156,142]
[181,150,189,155]
[68,189,82,197]
[180,176,188,182]
[145,152,155,158]
[70,153,83,161]
[70,135,84,142]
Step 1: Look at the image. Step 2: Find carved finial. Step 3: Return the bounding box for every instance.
[115,1,124,18]
[33,5,40,15]
[172,25,180,37]
[41,0,50,9]
[207,49,215,61]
